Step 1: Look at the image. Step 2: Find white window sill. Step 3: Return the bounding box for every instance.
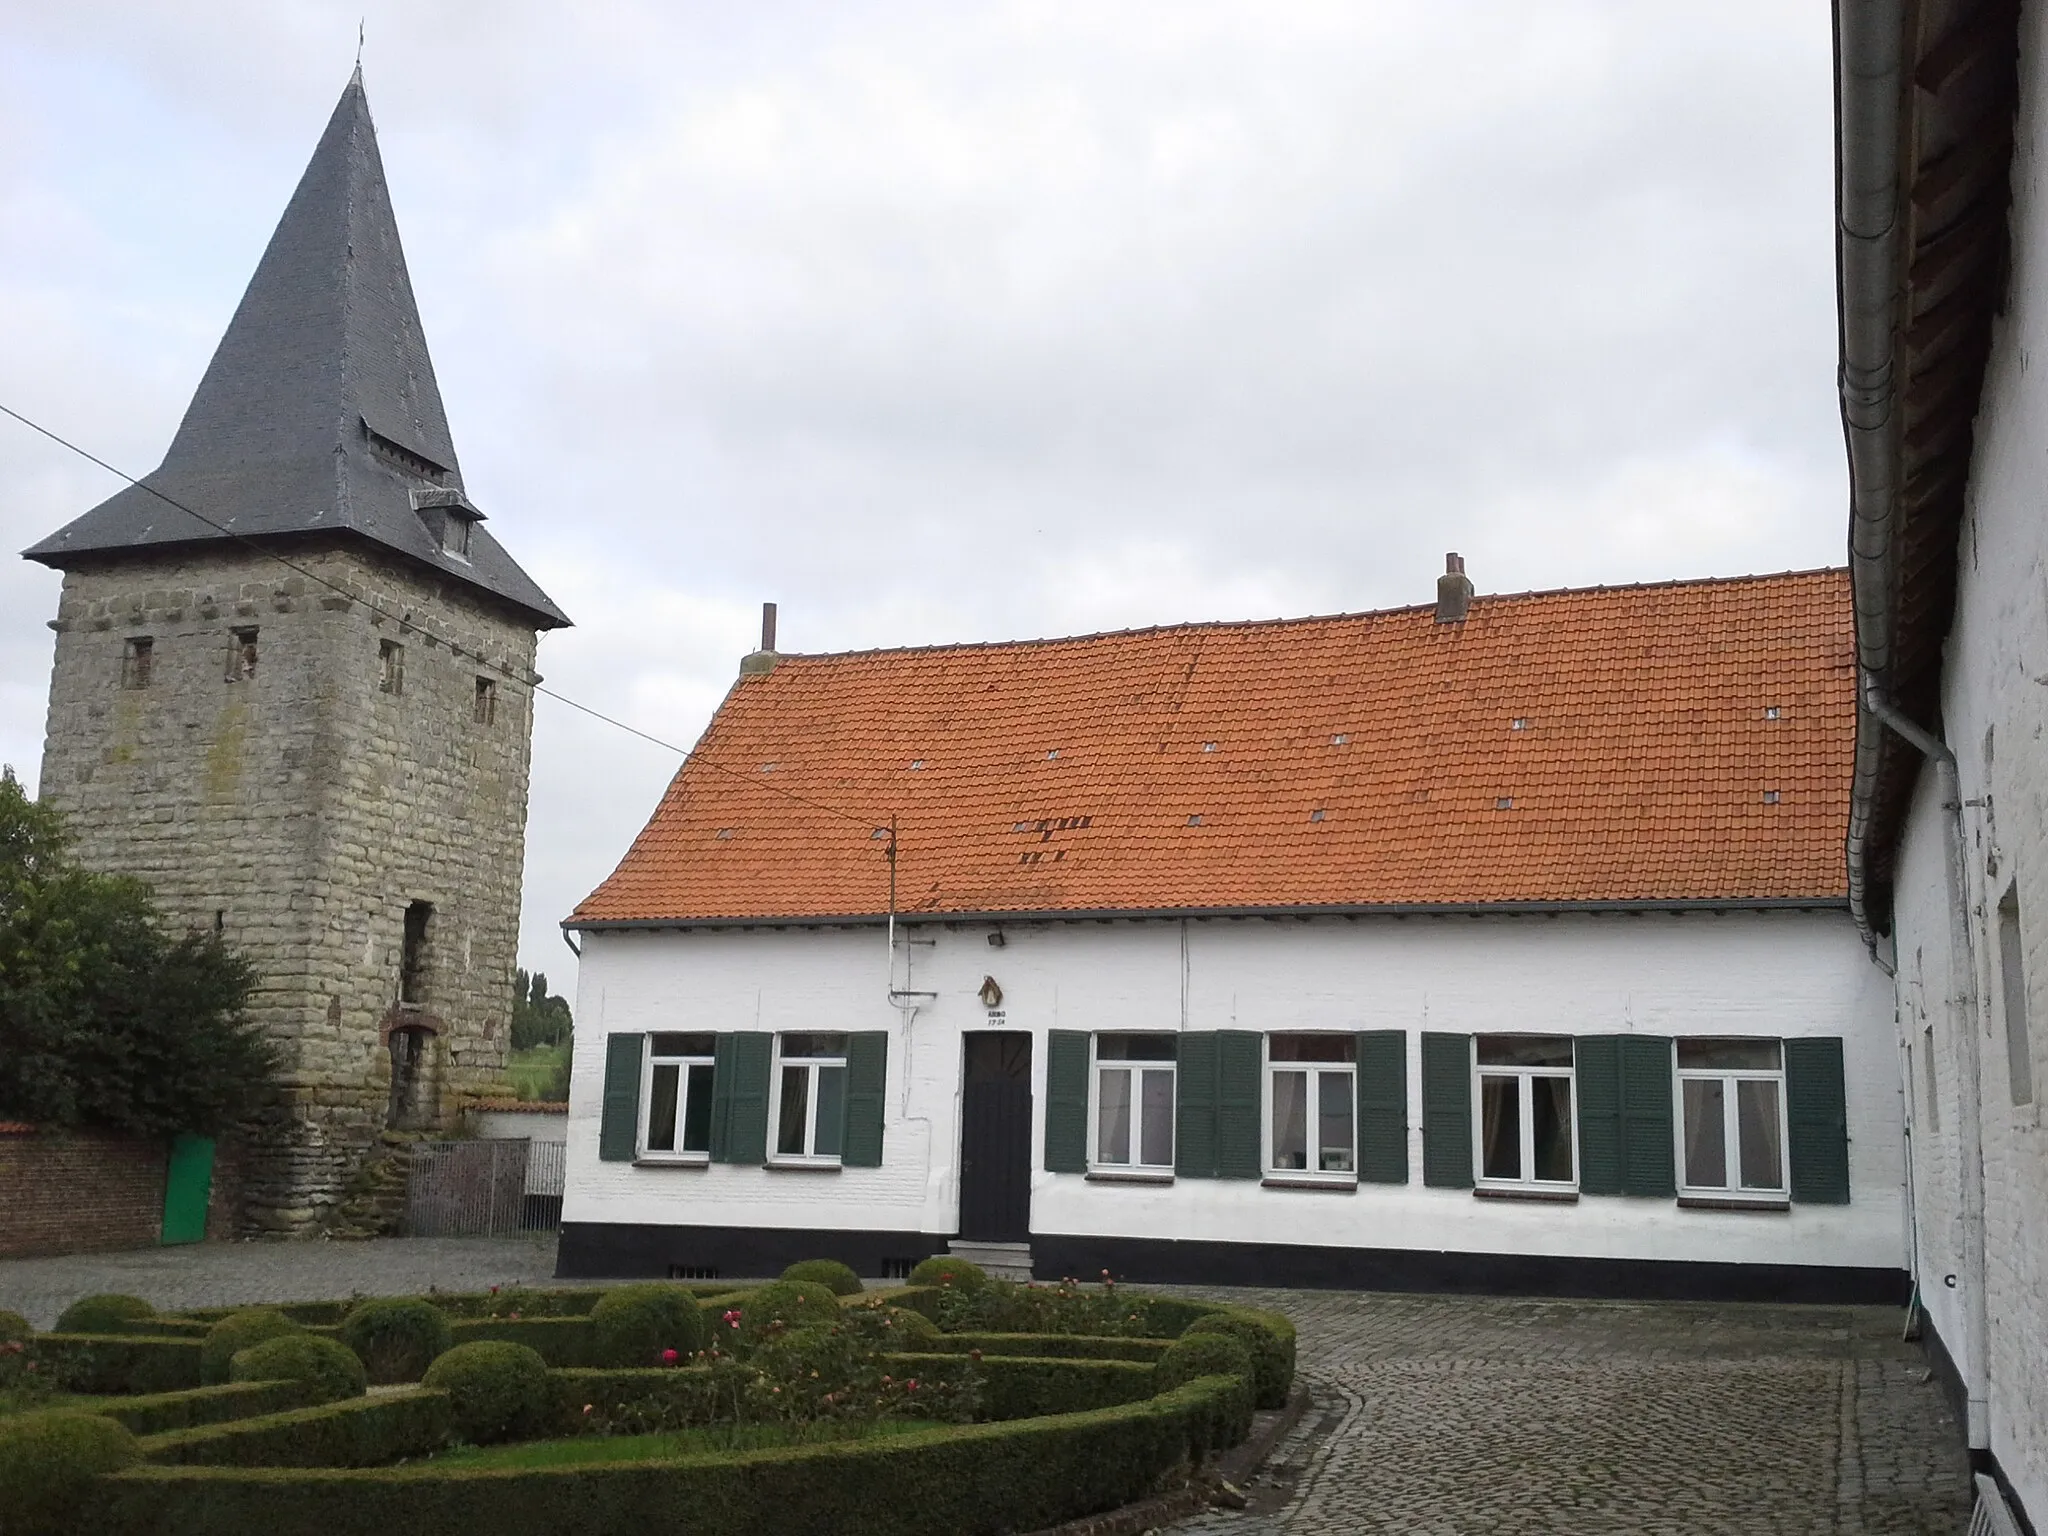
[633,1154,709,1169]
[1262,1176,1357,1193]
[1677,1194,1790,1213]
[765,1159,842,1173]
[1085,1169,1174,1185]
[1473,1185,1579,1204]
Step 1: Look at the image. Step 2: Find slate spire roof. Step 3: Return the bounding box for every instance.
[23,69,568,629]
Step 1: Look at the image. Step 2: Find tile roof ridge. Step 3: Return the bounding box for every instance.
[761,565,1848,666]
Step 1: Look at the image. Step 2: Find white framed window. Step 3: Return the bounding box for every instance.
[1675,1039,1787,1198]
[772,1033,848,1162]
[1474,1036,1576,1189]
[641,1032,716,1160]
[1091,1034,1176,1170]
[1266,1035,1355,1178]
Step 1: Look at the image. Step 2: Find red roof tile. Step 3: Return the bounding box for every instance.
[572,570,1854,924]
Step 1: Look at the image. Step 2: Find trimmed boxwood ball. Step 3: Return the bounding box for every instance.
[589,1283,708,1367]
[0,1309,29,1343]
[730,1280,842,1347]
[199,1307,300,1385]
[229,1332,367,1403]
[907,1255,988,1292]
[1153,1331,1253,1395]
[53,1293,155,1335]
[1183,1312,1293,1409]
[340,1297,453,1384]
[877,1305,942,1346]
[0,1409,138,1536]
[422,1340,554,1445]
[780,1258,864,1296]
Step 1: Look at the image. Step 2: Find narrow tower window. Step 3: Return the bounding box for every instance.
[473,676,497,725]
[121,637,154,689]
[2000,885,2035,1105]
[400,900,432,1007]
[227,627,259,682]
[380,639,405,695]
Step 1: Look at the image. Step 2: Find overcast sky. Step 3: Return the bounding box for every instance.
[0,2,1843,982]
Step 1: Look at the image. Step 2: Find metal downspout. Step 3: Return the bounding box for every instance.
[1866,684,1990,1451]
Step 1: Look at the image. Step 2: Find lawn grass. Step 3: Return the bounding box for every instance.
[504,1043,568,1102]
[413,1417,932,1471]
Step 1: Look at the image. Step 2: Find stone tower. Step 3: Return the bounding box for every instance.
[22,71,570,1232]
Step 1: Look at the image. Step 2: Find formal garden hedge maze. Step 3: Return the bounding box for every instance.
[0,1262,1294,1536]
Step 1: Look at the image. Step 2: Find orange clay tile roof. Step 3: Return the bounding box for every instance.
[571,568,1854,925]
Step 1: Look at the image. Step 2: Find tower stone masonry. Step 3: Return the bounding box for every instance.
[22,71,569,1232]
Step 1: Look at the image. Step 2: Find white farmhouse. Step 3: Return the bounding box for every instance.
[1835,3,2048,1527]
[560,564,1905,1303]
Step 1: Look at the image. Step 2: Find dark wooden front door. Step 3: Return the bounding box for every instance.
[959,1032,1033,1242]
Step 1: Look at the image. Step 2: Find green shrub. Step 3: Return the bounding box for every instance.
[886,1352,1153,1421]
[420,1342,552,1446]
[448,1316,597,1367]
[930,1277,1150,1337]
[199,1308,300,1385]
[1152,1332,1252,1395]
[0,1308,29,1388]
[0,1309,30,1343]
[0,1409,138,1536]
[1182,1310,1294,1409]
[589,1284,707,1368]
[1129,1295,1222,1339]
[839,1300,942,1349]
[907,1256,987,1293]
[339,1298,452,1384]
[54,1294,155,1335]
[728,1281,843,1349]
[552,1366,720,1437]
[138,1389,453,1468]
[780,1259,864,1296]
[428,1287,602,1320]
[87,1373,1253,1536]
[27,1334,202,1394]
[230,1334,367,1404]
[86,1379,318,1436]
[921,1333,1169,1362]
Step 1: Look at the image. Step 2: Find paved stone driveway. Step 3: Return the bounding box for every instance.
[0,1243,1972,1532]
[1165,1288,1972,1536]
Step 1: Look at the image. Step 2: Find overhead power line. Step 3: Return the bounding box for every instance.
[0,401,881,831]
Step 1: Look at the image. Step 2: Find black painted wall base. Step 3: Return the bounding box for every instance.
[558,1220,1908,1304]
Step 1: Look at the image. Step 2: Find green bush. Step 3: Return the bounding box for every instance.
[0,1308,31,1343]
[1182,1310,1295,1409]
[28,1334,202,1394]
[1152,1332,1252,1396]
[886,1352,1154,1421]
[420,1342,552,1446]
[199,1308,300,1385]
[427,1287,601,1320]
[339,1298,452,1384]
[0,1308,28,1388]
[230,1334,367,1404]
[138,1389,453,1468]
[55,1294,155,1335]
[0,1410,137,1535]
[780,1259,864,1296]
[728,1281,843,1350]
[920,1333,1169,1362]
[86,1379,318,1436]
[85,1373,1253,1536]
[589,1284,707,1368]
[930,1277,1150,1337]
[552,1366,719,1437]
[907,1256,987,1293]
[448,1316,597,1367]
[839,1299,942,1349]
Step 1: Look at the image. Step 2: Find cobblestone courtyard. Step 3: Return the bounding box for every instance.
[0,1241,1971,1533]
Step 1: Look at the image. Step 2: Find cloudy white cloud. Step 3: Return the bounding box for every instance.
[0,1,1843,975]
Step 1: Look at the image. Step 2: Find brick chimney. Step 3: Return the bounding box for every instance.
[740,601,782,676]
[1435,553,1473,624]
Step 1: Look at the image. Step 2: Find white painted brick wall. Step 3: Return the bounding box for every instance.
[565,908,1902,1271]
[1885,10,2048,1516]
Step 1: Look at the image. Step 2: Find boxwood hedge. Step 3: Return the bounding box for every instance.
[137,1390,453,1469]
[86,1381,320,1437]
[30,1334,203,1394]
[919,1333,1171,1363]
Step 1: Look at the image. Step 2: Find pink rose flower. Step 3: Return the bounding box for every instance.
[661,1348,679,1364]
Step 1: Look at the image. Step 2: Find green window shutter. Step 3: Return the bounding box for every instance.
[1044,1030,1091,1173]
[1420,1032,1472,1189]
[1576,1036,1623,1195]
[1175,1033,1220,1178]
[842,1032,889,1167]
[1217,1031,1263,1179]
[713,1033,772,1165]
[1355,1030,1408,1184]
[1786,1037,1850,1203]
[1618,1036,1675,1197]
[598,1033,644,1162]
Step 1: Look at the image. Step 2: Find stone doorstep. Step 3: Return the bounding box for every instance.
[947,1241,1035,1283]
[1021,1383,1314,1536]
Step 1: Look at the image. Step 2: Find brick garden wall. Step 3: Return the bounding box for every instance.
[0,1125,242,1258]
